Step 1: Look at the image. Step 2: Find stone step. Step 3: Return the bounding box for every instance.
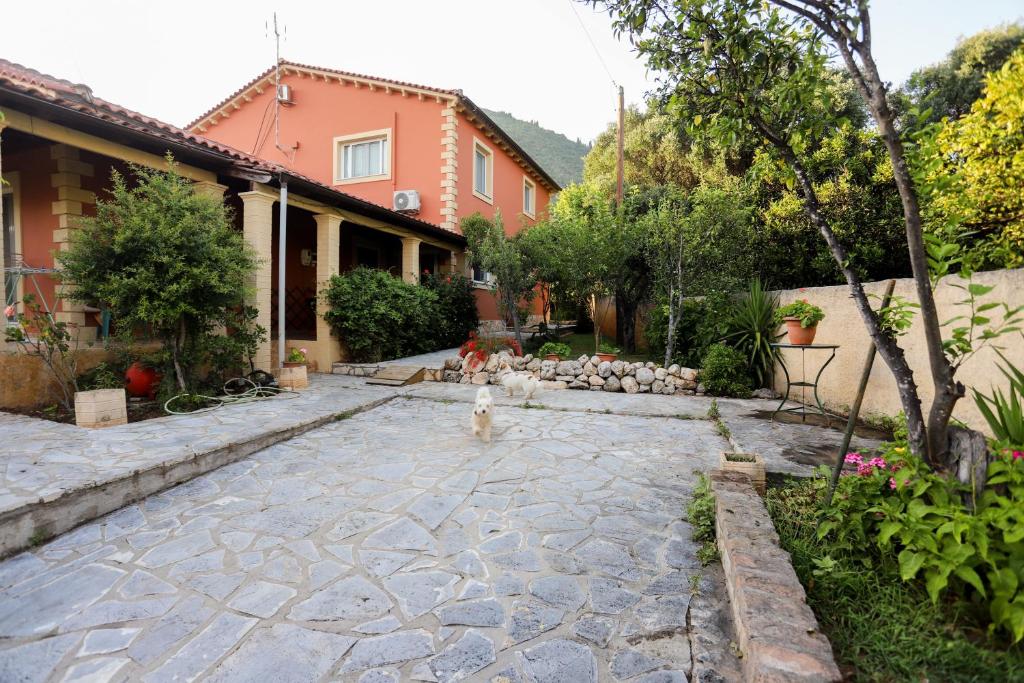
[366,366,425,387]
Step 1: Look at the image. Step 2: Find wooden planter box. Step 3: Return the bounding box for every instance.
[719,451,765,495]
[75,389,127,429]
[278,364,309,389]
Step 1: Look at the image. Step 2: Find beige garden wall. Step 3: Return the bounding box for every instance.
[772,268,1024,435]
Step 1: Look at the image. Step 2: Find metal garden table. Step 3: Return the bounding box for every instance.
[769,343,839,426]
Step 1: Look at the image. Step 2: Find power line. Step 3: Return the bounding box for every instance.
[567,0,618,88]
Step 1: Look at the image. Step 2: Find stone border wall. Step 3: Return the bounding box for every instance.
[710,470,841,682]
[441,352,704,395]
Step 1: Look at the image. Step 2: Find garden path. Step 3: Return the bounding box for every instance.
[0,383,740,682]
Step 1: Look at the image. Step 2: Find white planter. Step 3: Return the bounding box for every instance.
[75,388,127,428]
[718,451,766,495]
[278,365,309,389]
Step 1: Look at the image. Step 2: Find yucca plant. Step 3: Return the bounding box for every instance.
[973,351,1024,445]
[723,279,782,388]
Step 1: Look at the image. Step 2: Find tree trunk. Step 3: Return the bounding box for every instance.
[172,318,188,392]
[765,128,931,461]
[947,426,991,507]
[590,293,600,354]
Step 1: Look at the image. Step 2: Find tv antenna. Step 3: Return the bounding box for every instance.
[268,13,297,160]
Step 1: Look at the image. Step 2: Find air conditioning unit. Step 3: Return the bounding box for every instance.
[393,190,421,213]
[276,84,293,105]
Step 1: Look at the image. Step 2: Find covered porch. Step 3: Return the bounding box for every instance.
[234,184,465,373]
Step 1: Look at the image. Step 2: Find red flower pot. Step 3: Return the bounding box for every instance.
[784,318,817,345]
[125,362,160,399]
[544,354,561,361]
[596,353,618,363]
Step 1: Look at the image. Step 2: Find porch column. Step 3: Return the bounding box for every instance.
[313,213,342,371]
[239,191,275,371]
[50,144,97,341]
[401,236,421,285]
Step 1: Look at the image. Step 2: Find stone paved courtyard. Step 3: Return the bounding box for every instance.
[0,386,746,682]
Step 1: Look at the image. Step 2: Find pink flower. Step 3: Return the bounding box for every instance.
[857,462,873,476]
[868,457,887,469]
[3,304,14,319]
[889,477,897,490]
[844,452,863,465]
[1013,450,1023,461]
[300,347,308,355]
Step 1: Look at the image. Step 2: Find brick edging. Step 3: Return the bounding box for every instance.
[710,470,842,682]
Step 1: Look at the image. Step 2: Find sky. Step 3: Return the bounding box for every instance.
[1,1,1022,144]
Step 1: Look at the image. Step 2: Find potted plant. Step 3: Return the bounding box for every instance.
[718,451,766,494]
[775,300,825,345]
[596,341,620,363]
[539,341,572,361]
[279,347,309,389]
[284,347,308,368]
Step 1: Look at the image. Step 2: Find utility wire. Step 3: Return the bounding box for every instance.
[567,0,619,89]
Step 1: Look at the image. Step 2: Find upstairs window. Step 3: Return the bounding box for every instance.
[522,176,536,218]
[334,129,391,184]
[473,138,493,202]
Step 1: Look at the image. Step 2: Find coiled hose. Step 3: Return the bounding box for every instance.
[163,375,299,415]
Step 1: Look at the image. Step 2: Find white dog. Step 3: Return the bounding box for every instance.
[502,372,540,400]
[471,387,494,443]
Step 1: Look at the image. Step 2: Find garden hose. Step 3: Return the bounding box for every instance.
[163,376,299,415]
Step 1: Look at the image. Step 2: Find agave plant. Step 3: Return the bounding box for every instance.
[723,279,782,388]
[973,351,1024,445]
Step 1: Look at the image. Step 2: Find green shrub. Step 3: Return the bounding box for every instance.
[77,362,125,391]
[538,341,572,358]
[322,268,441,362]
[768,475,1024,681]
[700,343,752,397]
[974,351,1024,445]
[421,272,479,349]
[817,442,1024,643]
[645,291,731,368]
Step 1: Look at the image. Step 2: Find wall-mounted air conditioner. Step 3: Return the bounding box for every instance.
[393,190,421,213]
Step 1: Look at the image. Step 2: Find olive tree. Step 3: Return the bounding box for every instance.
[461,211,536,349]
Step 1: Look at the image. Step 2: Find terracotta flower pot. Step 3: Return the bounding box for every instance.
[125,362,159,399]
[282,361,305,368]
[544,354,561,361]
[784,317,817,345]
[596,353,618,363]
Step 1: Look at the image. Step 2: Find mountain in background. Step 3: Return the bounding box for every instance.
[482,108,590,188]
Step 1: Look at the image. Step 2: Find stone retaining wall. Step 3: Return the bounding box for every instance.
[710,470,841,682]
[441,352,704,395]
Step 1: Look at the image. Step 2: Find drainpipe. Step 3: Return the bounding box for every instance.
[277,177,288,369]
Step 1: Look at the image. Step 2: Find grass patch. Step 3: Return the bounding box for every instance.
[520,402,547,410]
[687,473,719,565]
[527,332,655,364]
[766,478,1024,683]
[723,453,756,463]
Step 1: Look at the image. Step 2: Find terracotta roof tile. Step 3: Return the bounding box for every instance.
[0,58,460,237]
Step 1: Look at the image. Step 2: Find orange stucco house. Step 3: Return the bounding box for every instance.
[190,61,560,323]
[0,58,468,404]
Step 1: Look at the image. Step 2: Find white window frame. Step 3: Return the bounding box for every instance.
[471,264,492,286]
[472,137,494,204]
[2,171,23,321]
[333,128,392,185]
[522,176,536,219]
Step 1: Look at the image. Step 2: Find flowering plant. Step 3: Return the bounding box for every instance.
[819,440,1024,642]
[286,347,307,364]
[458,332,520,362]
[776,299,825,328]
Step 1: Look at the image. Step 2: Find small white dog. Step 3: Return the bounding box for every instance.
[501,372,540,400]
[471,387,494,443]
